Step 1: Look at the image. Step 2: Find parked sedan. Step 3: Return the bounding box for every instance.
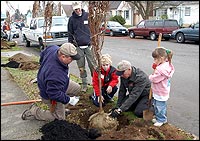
[101,21,128,36]
[171,23,199,43]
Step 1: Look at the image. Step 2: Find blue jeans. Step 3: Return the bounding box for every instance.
[153,99,167,123]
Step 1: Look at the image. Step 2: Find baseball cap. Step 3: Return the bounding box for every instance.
[60,43,80,60]
[72,2,82,10]
[115,60,131,76]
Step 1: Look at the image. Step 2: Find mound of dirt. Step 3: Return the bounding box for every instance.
[63,93,196,140]
[6,53,40,70]
[8,53,34,63]
[39,119,101,140]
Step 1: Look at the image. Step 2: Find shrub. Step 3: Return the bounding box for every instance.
[109,15,126,25]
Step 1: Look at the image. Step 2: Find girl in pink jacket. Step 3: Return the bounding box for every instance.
[149,47,175,127]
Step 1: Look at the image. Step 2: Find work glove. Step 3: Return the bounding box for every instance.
[152,63,157,70]
[69,96,80,106]
[109,108,122,118]
[106,86,112,94]
[98,95,104,103]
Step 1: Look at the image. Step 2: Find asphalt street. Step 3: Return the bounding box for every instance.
[1,36,199,139]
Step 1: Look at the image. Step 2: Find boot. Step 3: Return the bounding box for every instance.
[81,78,88,92]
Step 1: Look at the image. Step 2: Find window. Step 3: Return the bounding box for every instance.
[124,10,129,20]
[137,21,145,28]
[185,7,190,16]
[154,20,163,27]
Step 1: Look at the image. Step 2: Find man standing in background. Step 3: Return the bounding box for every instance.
[68,2,97,92]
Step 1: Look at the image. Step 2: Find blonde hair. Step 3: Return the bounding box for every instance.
[152,47,173,64]
[101,54,112,65]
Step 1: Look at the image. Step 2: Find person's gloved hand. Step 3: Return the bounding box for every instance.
[109,108,122,118]
[106,86,112,94]
[69,96,80,106]
[98,95,104,103]
[109,107,118,113]
[152,63,157,70]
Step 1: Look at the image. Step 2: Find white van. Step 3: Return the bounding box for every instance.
[23,16,68,50]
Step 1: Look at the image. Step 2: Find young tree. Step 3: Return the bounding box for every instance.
[88,1,109,112]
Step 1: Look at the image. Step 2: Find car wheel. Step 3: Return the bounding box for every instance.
[110,31,114,36]
[129,31,135,38]
[39,39,44,51]
[26,40,30,47]
[176,32,185,43]
[150,32,156,40]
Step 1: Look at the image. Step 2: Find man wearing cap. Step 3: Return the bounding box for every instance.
[68,2,97,92]
[109,60,154,118]
[90,54,119,107]
[21,43,81,121]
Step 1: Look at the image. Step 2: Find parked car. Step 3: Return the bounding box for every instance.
[171,23,199,43]
[23,16,69,50]
[128,19,179,41]
[101,21,128,36]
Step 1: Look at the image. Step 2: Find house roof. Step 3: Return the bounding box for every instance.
[61,4,73,17]
[109,1,122,10]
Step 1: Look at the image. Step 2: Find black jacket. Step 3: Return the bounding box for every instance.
[117,66,151,112]
[68,9,91,46]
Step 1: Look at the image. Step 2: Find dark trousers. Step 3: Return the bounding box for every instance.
[122,95,154,118]
[91,86,118,107]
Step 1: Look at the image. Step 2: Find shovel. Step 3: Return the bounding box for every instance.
[143,87,154,121]
[143,33,162,121]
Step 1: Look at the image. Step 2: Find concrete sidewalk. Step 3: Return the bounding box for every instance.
[1,67,48,140]
[1,50,48,140]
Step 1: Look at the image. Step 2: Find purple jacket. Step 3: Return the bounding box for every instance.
[37,45,70,104]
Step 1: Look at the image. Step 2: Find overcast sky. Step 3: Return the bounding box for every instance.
[1,1,75,15]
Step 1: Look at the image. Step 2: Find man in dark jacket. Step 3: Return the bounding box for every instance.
[68,2,97,92]
[21,43,81,121]
[109,60,154,118]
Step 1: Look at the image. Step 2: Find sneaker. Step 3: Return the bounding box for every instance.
[152,118,157,123]
[21,103,37,120]
[154,120,167,127]
[154,122,164,127]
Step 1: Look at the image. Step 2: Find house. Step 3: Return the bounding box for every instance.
[60,2,89,17]
[164,1,199,26]
[60,4,73,17]
[108,1,134,25]
[107,1,199,26]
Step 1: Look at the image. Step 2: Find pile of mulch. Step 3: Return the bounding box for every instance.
[1,53,40,70]
[38,119,101,140]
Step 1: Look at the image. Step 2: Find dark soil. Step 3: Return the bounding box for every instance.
[63,93,195,140]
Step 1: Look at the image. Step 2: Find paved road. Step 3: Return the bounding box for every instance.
[2,35,199,139]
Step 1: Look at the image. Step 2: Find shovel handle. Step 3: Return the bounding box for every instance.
[1,99,42,106]
[158,33,162,47]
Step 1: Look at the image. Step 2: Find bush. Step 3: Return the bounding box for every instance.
[109,15,126,25]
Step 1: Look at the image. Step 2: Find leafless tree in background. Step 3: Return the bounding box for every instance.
[32,1,40,18]
[43,1,53,48]
[88,1,109,112]
[127,1,184,20]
